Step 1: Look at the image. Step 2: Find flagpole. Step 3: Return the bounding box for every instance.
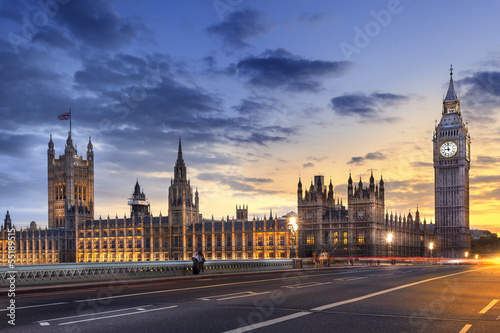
[69,107,72,137]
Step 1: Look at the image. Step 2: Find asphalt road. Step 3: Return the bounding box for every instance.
[1,264,499,333]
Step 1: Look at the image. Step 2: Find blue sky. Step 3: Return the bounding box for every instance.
[1,0,500,232]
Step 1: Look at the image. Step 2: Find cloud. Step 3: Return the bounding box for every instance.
[411,161,434,167]
[347,151,386,165]
[206,9,267,49]
[298,12,336,26]
[235,48,351,92]
[457,71,500,124]
[303,162,314,168]
[197,172,281,195]
[53,0,150,50]
[330,92,408,119]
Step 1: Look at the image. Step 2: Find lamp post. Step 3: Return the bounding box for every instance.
[429,242,434,259]
[386,232,393,265]
[288,217,298,259]
[465,251,469,259]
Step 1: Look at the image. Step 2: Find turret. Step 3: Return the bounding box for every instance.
[348,173,353,197]
[369,171,375,191]
[87,136,93,162]
[174,136,187,183]
[297,177,303,200]
[379,176,384,200]
[328,179,334,202]
[48,134,55,160]
[4,211,12,230]
[195,188,199,211]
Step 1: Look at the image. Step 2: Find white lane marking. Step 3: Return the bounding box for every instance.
[198,291,271,301]
[39,322,50,326]
[224,267,490,333]
[37,305,153,324]
[459,324,472,333]
[66,266,456,304]
[224,312,311,333]
[312,269,481,312]
[334,277,367,282]
[73,271,342,303]
[58,305,178,326]
[218,291,271,301]
[283,282,331,289]
[0,302,68,312]
[479,299,499,314]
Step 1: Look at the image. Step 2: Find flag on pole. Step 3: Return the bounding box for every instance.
[58,111,71,120]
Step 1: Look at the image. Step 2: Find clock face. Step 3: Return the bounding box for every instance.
[440,141,457,157]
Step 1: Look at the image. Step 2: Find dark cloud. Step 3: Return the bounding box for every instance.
[197,172,277,195]
[411,161,433,167]
[225,131,289,146]
[330,92,408,118]
[457,71,500,124]
[235,48,351,92]
[206,9,267,49]
[347,151,386,165]
[303,162,314,168]
[0,0,29,21]
[55,0,149,50]
[298,12,335,26]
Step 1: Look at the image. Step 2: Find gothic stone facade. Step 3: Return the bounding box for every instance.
[433,67,471,257]
[297,174,428,258]
[0,137,291,264]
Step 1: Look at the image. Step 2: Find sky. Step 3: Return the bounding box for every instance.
[1,0,500,233]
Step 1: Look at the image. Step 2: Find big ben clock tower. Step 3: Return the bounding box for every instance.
[433,66,471,258]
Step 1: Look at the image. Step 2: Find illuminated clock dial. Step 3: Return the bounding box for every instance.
[440,141,457,157]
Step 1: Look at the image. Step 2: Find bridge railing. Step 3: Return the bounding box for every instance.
[0,259,294,286]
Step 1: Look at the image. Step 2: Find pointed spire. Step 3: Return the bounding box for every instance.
[87,136,93,151]
[444,65,458,103]
[177,136,183,161]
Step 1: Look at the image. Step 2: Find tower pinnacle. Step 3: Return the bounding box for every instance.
[443,64,460,114]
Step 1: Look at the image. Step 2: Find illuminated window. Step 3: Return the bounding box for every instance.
[358,236,365,244]
[268,234,274,246]
[306,232,314,245]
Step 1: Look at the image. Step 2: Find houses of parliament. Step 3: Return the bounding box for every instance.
[0,69,471,264]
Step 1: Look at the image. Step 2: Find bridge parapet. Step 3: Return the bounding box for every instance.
[0,259,293,286]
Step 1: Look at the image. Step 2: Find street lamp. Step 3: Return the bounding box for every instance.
[429,242,434,259]
[386,232,393,264]
[465,251,469,259]
[288,217,298,258]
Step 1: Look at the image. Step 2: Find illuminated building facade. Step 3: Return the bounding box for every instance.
[297,173,429,258]
[0,137,291,264]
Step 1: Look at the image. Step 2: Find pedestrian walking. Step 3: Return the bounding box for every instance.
[198,250,205,274]
[192,252,199,275]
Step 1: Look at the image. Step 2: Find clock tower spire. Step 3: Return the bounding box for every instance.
[432,66,471,258]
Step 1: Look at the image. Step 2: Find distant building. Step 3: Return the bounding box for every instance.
[297,173,428,258]
[470,229,494,240]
